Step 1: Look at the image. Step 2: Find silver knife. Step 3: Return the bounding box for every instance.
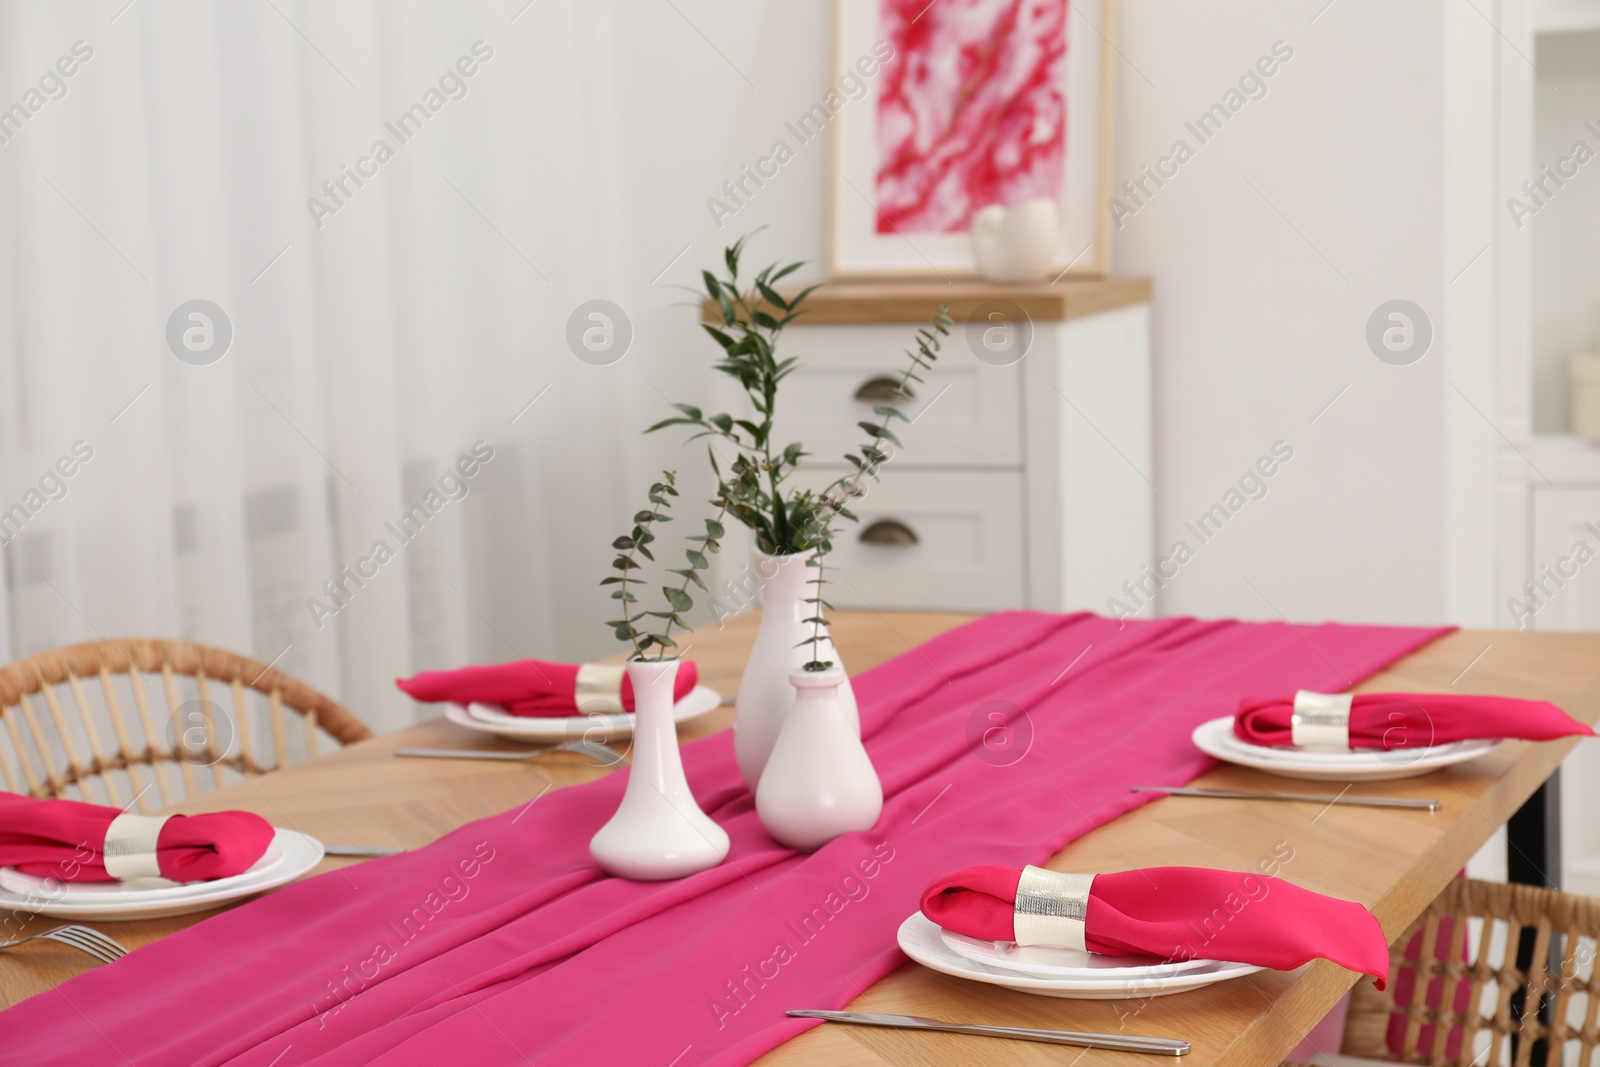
[1131,786,1440,811]
[394,741,629,764]
[786,1010,1190,1055]
[396,747,544,761]
[323,845,406,857]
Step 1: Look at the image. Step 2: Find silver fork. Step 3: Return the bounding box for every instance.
[0,925,128,965]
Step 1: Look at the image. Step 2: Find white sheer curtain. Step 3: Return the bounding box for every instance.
[0,0,823,732]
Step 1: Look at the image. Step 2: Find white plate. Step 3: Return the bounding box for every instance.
[0,839,286,904]
[899,913,1261,999]
[1192,717,1501,782]
[0,829,324,921]
[939,928,1215,980]
[444,684,722,743]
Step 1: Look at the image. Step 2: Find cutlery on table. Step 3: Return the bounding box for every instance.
[323,845,406,858]
[787,1010,1190,1055]
[0,925,128,965]
[1131,786,1440,811]
[396,739,629,765]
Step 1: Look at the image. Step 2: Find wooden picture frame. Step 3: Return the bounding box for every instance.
[827,0,1117,281]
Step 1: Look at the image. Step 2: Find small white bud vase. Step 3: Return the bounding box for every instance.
[755,668,883,852]
[590,658,729,880]
[734,550,859,791]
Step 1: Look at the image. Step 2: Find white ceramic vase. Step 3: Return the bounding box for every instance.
[971,197,1059,284]
[755,668,883,852]
[589,658,729,880]
[734,549,858,791]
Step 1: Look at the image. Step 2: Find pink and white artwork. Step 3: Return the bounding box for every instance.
[830,0,1108,277]
[875,0,1068,234]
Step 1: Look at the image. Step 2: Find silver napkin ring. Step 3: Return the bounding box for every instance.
[1291,690,1353,751]
[1012,865,1095,950]
[102,813,171,882]
[574,663,626,714]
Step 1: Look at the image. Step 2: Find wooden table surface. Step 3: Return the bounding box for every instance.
[4,611,1599,1067]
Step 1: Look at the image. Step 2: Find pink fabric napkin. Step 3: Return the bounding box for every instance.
[1234,692,1592,749]
[3,612,1453,1066]
[920,863,1390,988]
[0,793,275,883]
[395,659,698,716]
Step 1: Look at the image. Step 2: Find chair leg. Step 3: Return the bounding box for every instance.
[1507,773,1562,1067]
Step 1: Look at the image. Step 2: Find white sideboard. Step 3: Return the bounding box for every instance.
[1494,439,1600,894]
[706,279,1154,615]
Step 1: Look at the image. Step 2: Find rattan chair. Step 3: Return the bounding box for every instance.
[0,638,371,812]
[1289,876,1600,1067]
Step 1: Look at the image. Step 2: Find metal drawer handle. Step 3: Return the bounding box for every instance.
[859,519,919,546]
[854,376,913,403]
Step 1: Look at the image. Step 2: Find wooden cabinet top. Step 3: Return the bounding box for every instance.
[700,276,1152,325]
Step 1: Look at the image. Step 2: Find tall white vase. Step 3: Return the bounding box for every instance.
[590,659,729,880]
[756,668,883,852]
[734,550,858,791]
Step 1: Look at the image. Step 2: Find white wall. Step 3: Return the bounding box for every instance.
[0,0,1457,728]
[1110,0,1447,625]
[608,0,1452,633]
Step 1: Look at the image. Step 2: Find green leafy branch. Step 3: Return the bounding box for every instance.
[816,305,953,524]
[646,235,951,671]
[600,471,727,660]
[787,304,952,669]
[601,473,675,660]
[647,234,821,554]
[796,554,835,672]
[656,499,728,656]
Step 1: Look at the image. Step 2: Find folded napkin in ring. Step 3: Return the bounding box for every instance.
[0,793,275,884]
[1013,866,1093,950]
[1289,690,1353,750]
[1234,691,1594,751]
[395,658,698,717]
[921,864,1390,988]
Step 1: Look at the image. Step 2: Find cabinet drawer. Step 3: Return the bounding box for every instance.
[818,469,1025,612]
[768,324,1022,468]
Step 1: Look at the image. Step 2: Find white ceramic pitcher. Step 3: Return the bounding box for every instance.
[971,197,1058,283]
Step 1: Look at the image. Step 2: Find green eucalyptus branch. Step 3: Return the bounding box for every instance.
[644,236,950,672]
[655,501,728,657]
[817,305,954,521]
[785,303,952,665]
[646,234,820,554]
[600,472,732,661]
[796,554,835,672]
[600,472,679,660]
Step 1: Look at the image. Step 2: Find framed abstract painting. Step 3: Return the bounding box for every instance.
[828,0,1116,279]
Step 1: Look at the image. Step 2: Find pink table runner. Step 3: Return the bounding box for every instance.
[2,612,1449,1066]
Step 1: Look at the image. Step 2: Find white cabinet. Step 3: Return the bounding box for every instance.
[1446,0,1600,889]
[820,469,1026,612]
[1525,484,1600,895]
[1024,301,1155,615]
[773,324,1023,468]
[708,279,1153,615]
[1528,485,1600,632]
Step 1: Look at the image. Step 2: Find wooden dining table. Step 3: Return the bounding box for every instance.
[4,610,1599,1066]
